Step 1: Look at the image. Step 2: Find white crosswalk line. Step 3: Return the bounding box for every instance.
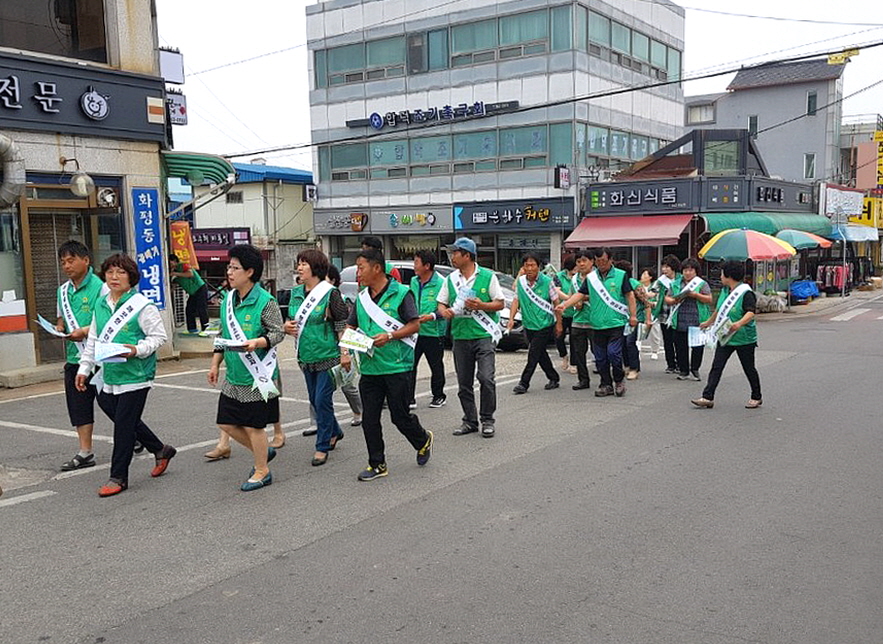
[830,308,870,322]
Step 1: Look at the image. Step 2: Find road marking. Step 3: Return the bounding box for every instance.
[0,390,63,405]
[0,490,57,508]
[0,420,114,443]
[877,315,883,320]
[830,308,870,322]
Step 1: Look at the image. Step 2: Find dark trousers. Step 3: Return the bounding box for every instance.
[592,326,625,387]
[185,284,209,332]
[409,335,446,403]
[359,372,429,468]
[673,329,705,375]
[304,369,343,453]
[570,326,593,385]
[662,323,678,371]
[624,326,640,372]
[554,316,573,359]
[702,343,762,401]
[520,324,559,388]
[97,388,164,483]
[452,338,496,429]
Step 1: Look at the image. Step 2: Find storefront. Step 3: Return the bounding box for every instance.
[452,197,575,275]
[0,51,168,369]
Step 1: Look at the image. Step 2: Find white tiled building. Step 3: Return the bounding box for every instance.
[306,0,685,274]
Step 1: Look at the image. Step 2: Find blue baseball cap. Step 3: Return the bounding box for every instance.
[447,237,477,255]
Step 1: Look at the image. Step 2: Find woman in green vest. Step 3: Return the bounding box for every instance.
[208,244,285,491]
[659,255,682,374]
[668,257,713,381]
[554,255,577,373]
[283,249,349,467]
[75,253,175,497]
[692,260,762,409]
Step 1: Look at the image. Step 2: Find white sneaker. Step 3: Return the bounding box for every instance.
[651,353,659,360]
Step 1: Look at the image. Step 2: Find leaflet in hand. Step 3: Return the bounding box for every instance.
[95,342,130,363]
[35,314,69,338]
[213,337,249,352]
[453,287,476,315]
[339,327,374,354]
[715,318,735,345]
[688,326,714,348]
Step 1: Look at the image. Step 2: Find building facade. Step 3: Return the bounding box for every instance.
[306,0,685,274]
[685,59,846,184]
[0,1,174,372]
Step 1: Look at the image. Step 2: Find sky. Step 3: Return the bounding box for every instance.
[154,0,883,173]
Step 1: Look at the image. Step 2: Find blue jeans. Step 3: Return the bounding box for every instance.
[624,326,640,372]
[303,369,343,452]
[591,326,625,387]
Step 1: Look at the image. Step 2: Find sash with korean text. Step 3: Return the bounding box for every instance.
[711,283,751,335]
[450,269,503,344]
[586,270,630,317]
[59,281,86,356]
[358,288,417,349]
[225,292,279,401]
[292,280,333,357]
[518,275,555,317]
[665,276,703,328]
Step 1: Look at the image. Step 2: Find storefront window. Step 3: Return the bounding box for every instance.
[0,0,107,63]
[635,247,659,276]
[0,211,25,312]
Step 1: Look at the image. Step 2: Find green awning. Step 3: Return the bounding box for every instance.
[161,151,236,186]
[700,212,832,236]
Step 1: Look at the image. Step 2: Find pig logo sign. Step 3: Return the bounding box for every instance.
[80,86,110,121]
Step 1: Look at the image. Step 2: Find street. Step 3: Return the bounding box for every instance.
[1,297,882,644]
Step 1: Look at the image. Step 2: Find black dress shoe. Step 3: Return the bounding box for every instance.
[572,381,591,390]
[544,380,560,390]
[453,424,478,436]
[512,384,528,394]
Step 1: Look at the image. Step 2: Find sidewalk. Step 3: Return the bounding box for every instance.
[760,287,883,322]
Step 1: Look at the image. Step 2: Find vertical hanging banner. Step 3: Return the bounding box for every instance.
[132,187,166,309]
[169,221,199,270]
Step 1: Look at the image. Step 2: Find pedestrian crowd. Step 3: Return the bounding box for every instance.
[47,235,762,497]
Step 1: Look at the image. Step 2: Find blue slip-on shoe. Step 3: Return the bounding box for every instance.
[241,471,272,491]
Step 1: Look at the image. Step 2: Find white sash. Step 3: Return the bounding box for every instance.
[59,281,85,355]
[358,287,417,349]
[518,275,555,317]
[292,281,333,357]
[657,275,673,290]
[572,274,581,291]
[587,270,630,318]
[225,291,279,401]
[450,270,503,344]
[666,276,704,328]
[711,283,751,334]
[98,293,151,343]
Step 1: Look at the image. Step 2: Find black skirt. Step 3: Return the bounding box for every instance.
[216,393,280,429]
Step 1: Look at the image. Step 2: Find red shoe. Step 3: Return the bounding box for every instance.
[151,445,177,477]
[98,479,128,497]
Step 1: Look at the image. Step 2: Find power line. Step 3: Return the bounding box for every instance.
[681,6,883,27]
[222,40,883,158]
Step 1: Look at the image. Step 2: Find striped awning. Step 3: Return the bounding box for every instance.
[161,151,236,186]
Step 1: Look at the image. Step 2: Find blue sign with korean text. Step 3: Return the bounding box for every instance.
[132,187,166,309]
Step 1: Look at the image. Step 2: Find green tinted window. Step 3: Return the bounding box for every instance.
[650,39,666,67]
[549,123,573,165]
[667,48,681,80]
[454,131,497,159]
[575,6,588,51]
[314,50,327,88]
[318,146,330,181]
[500,10,548,46]
[632,32,649,62]
[451,19,498,54]
[609,131,630,158]
[611,22,630,54]
[588,12,610,46]
[328,43,365,72]
[428,29,449,70]
[367,37,405,67]
[369,140,408,167]
[410,136,452,163]
[500,125,548,156]
[550,6,572,51]
[587,126,609,155]
[331,143,367,169]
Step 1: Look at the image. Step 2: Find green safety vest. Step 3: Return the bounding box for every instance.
[557,270,576,318]
[173,262,205,296]
[58,269,105,364]
[92,289,157,385]
[410,272,447,337]
[670,277,711,329]
[444,266,500,341]
[718,285,757,346]
[289,284,339,365]
[356,279,414,376]
[220,284,280,386]
[572,273,592,326]
[587,266,629,331]
[517,273,555,331]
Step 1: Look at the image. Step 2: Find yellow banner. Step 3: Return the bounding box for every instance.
[852,197,883,229]
[169,221,199,270]
[874,131,883,142]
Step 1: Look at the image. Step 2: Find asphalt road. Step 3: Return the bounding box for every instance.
[1,297,882,644]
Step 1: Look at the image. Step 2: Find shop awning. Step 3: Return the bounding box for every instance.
[161,151,236,186]
[829,224,879,242]
[700,212,832,236]
[194,250,228,262]
[565,214,693,248]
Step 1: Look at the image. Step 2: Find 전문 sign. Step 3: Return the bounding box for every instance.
[132,187,166,309]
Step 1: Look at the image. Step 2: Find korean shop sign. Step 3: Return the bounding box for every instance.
[587,179,700,215]
[346,101,520,130]
[454,198,574,232]
[132,188,166,309]
[0,52,167,144]
[371,207,453,233]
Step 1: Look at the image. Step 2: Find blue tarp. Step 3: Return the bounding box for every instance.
[789,279,819,301]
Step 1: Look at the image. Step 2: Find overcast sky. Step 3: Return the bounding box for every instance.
[154,0,883,172]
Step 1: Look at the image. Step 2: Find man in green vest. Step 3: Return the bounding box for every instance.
[408,250,447,410]
[55,240,108,471]
[360,236,401,282]
[169,253,209,333]
[558,247,637,398]
[508,252,562,394]
[348,248,433,481]
[692,260,762,409]
[567,251,595,390]
[437,237,505,438]
[553,255,577,373]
